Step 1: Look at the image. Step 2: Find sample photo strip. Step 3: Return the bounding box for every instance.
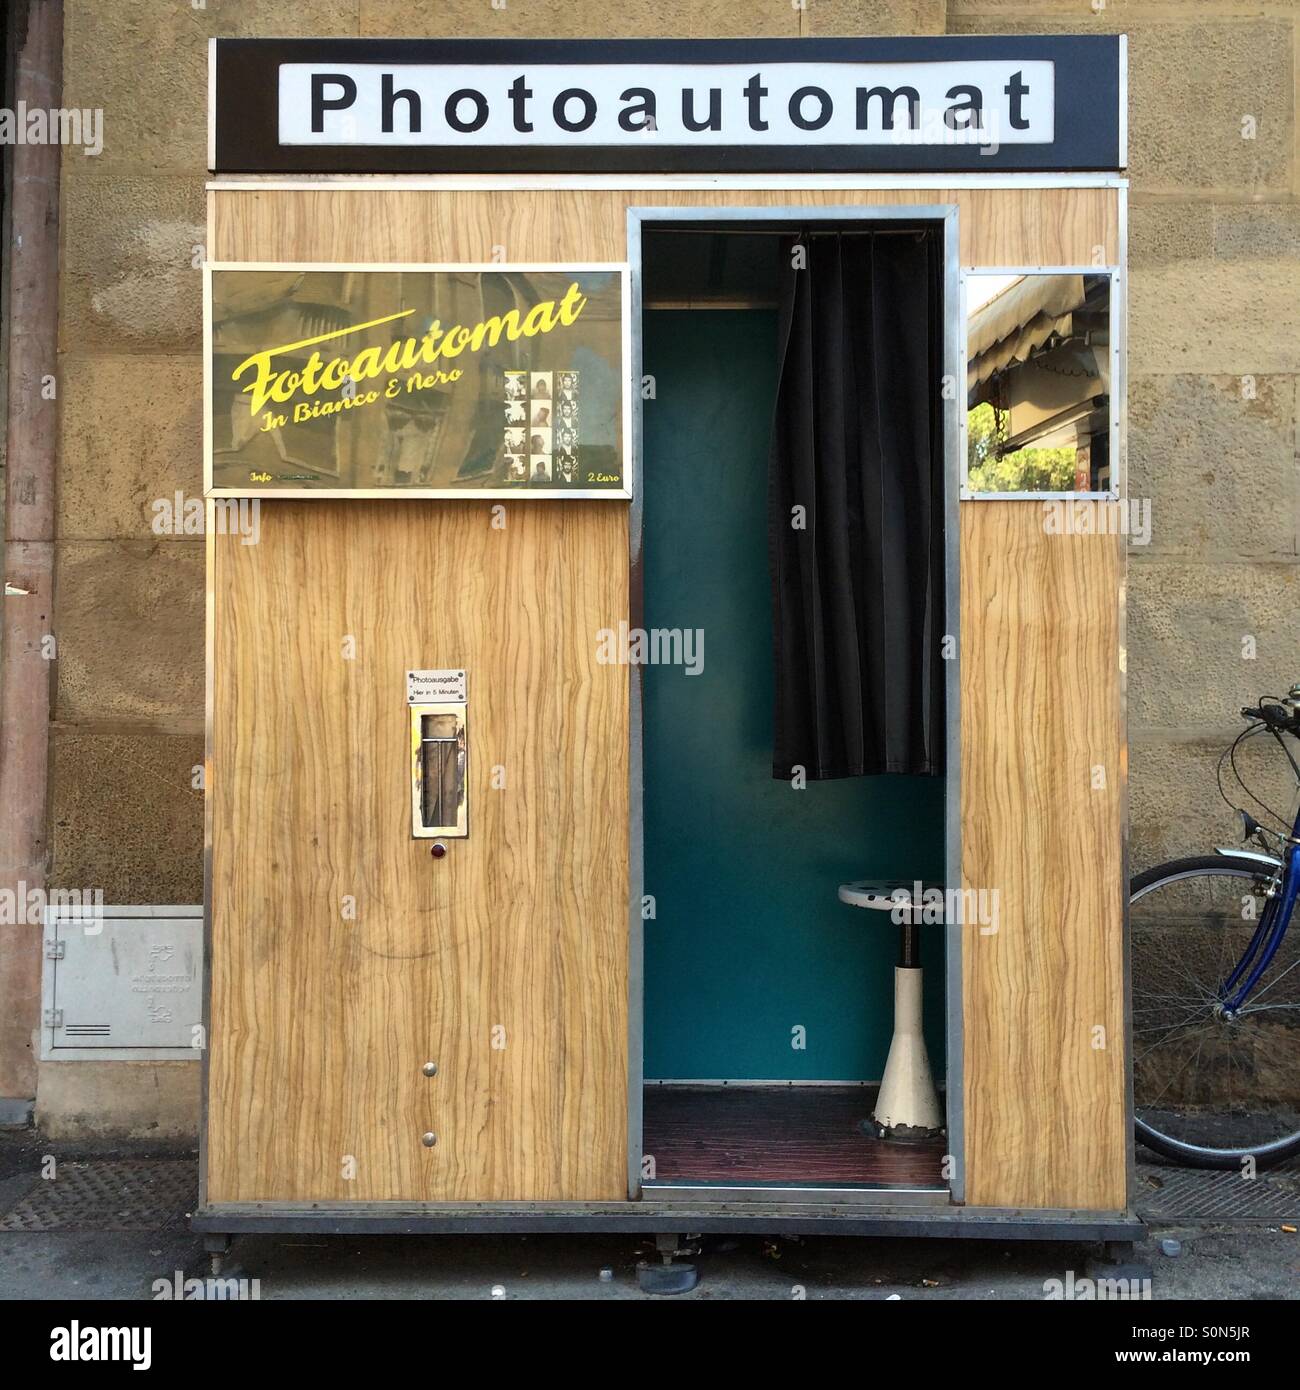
[503,370,530,485]
[526,373,553,487]
[555,370,579,485]
[556,424,579,483]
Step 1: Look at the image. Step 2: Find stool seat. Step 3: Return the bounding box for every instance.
[837,879,944,923]
[836,879,945,1139]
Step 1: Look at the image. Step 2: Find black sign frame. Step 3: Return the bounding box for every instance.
[210,35,1124,176]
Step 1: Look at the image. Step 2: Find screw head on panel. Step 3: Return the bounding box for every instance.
[421,1132,438,1148]
[422,1062,438,1077]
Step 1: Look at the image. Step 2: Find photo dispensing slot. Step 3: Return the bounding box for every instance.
[408,669,468,839]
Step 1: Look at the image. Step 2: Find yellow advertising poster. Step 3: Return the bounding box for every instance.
[205,263,629,497]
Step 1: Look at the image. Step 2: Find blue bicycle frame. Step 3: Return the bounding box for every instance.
[1219,822,1300,1013]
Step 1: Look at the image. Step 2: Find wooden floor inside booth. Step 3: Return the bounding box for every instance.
[643,1086,946,1187]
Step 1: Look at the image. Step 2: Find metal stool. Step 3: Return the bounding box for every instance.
[838,880,945,1142]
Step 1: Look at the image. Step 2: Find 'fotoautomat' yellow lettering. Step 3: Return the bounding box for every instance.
[230,284,590,417]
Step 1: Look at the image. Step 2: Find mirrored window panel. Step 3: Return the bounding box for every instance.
[965,271,1113,496]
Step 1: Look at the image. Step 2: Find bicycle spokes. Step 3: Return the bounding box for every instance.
[1131,861,1300,1157]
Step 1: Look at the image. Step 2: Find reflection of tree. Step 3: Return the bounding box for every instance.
[966,401,1076,493]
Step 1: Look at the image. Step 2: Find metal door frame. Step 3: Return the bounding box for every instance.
[626,202,963,1205]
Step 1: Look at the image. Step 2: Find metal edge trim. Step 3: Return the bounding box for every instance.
[205,489,632,501]
[207,38,217,174]
[1118,181,1136,1203]
[942,205,964,1206]
[626,201,961,1206]
[204,174,1132,192]
[198,183,218,1209]
[641,1184,951,1207]
[1117,35,1129,171]
[190,1202,1143,1241]
[192,1198,1135,1220]
[626,210,645,1200]
[205,259,629,272]
[199,497,216,1210]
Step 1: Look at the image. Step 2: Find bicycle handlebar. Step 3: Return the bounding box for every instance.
[1242,701,1300,737]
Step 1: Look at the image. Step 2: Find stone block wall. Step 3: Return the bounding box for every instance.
[37,0,1299,1133]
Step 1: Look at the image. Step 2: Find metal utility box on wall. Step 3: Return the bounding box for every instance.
[196,35,1136,1248]
[41,906,202,1062]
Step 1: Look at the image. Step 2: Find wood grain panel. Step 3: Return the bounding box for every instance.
[211,186,1117,267]
[207,501,628,1201]
[960,502,1126,1210]
[206,184,1123,1210]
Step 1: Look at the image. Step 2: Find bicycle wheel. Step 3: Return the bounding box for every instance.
[1131,855,1300,1169]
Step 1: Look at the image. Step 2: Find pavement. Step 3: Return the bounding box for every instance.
[0,1130,1296,1300]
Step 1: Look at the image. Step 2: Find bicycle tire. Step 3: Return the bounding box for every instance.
[1132,854,1300,1170]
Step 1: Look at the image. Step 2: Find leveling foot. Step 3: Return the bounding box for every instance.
[636,1234,700,1295]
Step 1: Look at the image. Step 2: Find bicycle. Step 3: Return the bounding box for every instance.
[1132,685,1300,1169]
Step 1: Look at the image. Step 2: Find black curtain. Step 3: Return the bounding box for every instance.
[768,229,945,780]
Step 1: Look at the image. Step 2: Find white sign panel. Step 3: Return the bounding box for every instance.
[279,61,1055,150]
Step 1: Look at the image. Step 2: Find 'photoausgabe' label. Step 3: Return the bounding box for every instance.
[407,669,467,704]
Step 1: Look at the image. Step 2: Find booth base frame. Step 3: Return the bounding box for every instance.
[192,1202,1144,1243]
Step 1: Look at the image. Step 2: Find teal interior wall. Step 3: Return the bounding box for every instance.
[641,308,947,1083]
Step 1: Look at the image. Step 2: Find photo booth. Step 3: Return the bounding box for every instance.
[196,35,1135,1252]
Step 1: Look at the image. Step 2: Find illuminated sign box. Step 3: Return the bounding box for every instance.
[204,263,631,499]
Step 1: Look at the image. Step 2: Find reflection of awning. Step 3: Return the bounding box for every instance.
[967,273,1087,395]
[212,271,357,359]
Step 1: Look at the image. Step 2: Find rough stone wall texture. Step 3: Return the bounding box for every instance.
[43,0,1299,1132]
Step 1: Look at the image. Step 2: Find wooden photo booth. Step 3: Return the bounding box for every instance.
[197,36,1135,1249]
